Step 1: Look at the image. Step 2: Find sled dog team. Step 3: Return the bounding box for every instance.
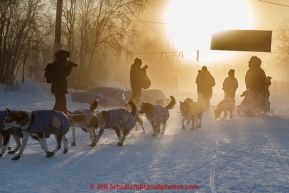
[0,96,233,160]
[0,96,178,160]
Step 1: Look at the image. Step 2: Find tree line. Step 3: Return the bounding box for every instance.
[1,0,289,91]
[0,0,148,91]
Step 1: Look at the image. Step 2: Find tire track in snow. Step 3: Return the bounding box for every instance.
[261,130,289,174]
[197,125,268,190]
[210,134,219,193]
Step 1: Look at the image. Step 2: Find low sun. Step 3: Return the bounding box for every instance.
[164,0,253,63]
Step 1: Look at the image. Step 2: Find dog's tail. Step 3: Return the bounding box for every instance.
[127,101,137,117]
[165,96,176,110]
[89,100,98,112]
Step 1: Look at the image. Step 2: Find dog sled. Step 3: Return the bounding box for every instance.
[236,89,270,116]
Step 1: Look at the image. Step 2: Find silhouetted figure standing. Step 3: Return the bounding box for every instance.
[195,66,215,110]
[245,56,267,112]
[51,50,76,113]
[130,58,148,106]
[222,69,238,108]
[245,56,266,91]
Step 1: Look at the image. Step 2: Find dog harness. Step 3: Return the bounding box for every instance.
[27,110,70,137]
[146,105,170,121]
[103,109,134,131]
[0,111,23,138]
[73,109,94,126]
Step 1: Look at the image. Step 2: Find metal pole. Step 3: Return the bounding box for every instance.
[54,0,63,59]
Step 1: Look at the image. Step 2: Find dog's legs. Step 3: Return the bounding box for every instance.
[197,113,202,128]
[135,115,146,134]
[113,126,124,146]
[12,132,30,160]
[71,126,76,146]
[181,115,186,130]
[0,131,11,157]
[0,134,2,149]
[35,131,54,158]
[50,133,66,156]
[36,132,47,152]
[0,134,11,151]
[150,121,157,136]
[192,115,198,129]
[114,127,121,138]
[140,120,145,134]
[62,135,68,154]
[132,116,138,131]
[230,109,233,119]
[154,121,161,135]
[161,121,167,134]
[190,115,196,130]
[221,111,227,120]
[137,114,145,134]
[92,129,97,141]
[52,133,67,154]
[186,116,191,124]
[90,128,105,147]
[89,129,97,143]
[7,134,22,154]
[89,130,94,141]
[116,127,130,147]
[195,115,200,129]
[120,129,131,146]
[51,135,59,156]
[156,120,161,134]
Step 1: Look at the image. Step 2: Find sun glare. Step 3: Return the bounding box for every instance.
[164,0,253,63]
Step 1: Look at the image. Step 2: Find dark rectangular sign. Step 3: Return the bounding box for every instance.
[210,30,272,52]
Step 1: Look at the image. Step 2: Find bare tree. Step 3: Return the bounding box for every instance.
[61,0,148,90]
[275,17,289,78]
[0,0,53,88]
[62,0,76,59]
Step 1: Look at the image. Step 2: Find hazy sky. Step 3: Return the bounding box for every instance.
[137,0,289,41]
[132,0,289,92]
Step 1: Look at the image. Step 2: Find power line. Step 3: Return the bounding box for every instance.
[257,0,289,7]
[132,20,168,25]
[132,51,202,60]
[132,50,287,55]
[130,11,169,37]
[132,51,183,58]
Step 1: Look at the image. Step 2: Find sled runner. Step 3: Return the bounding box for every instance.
[236,89,269,116]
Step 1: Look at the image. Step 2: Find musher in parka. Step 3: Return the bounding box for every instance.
[195,66,215,111]
[245,56,267,112]
[222,69,238,108]
[130,58,148,107]
[51,50,74,113]
[245,56,266,92]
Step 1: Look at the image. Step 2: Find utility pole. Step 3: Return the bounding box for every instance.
[54,0,63,59]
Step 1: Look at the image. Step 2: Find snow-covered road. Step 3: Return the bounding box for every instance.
[1,82,289,193]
